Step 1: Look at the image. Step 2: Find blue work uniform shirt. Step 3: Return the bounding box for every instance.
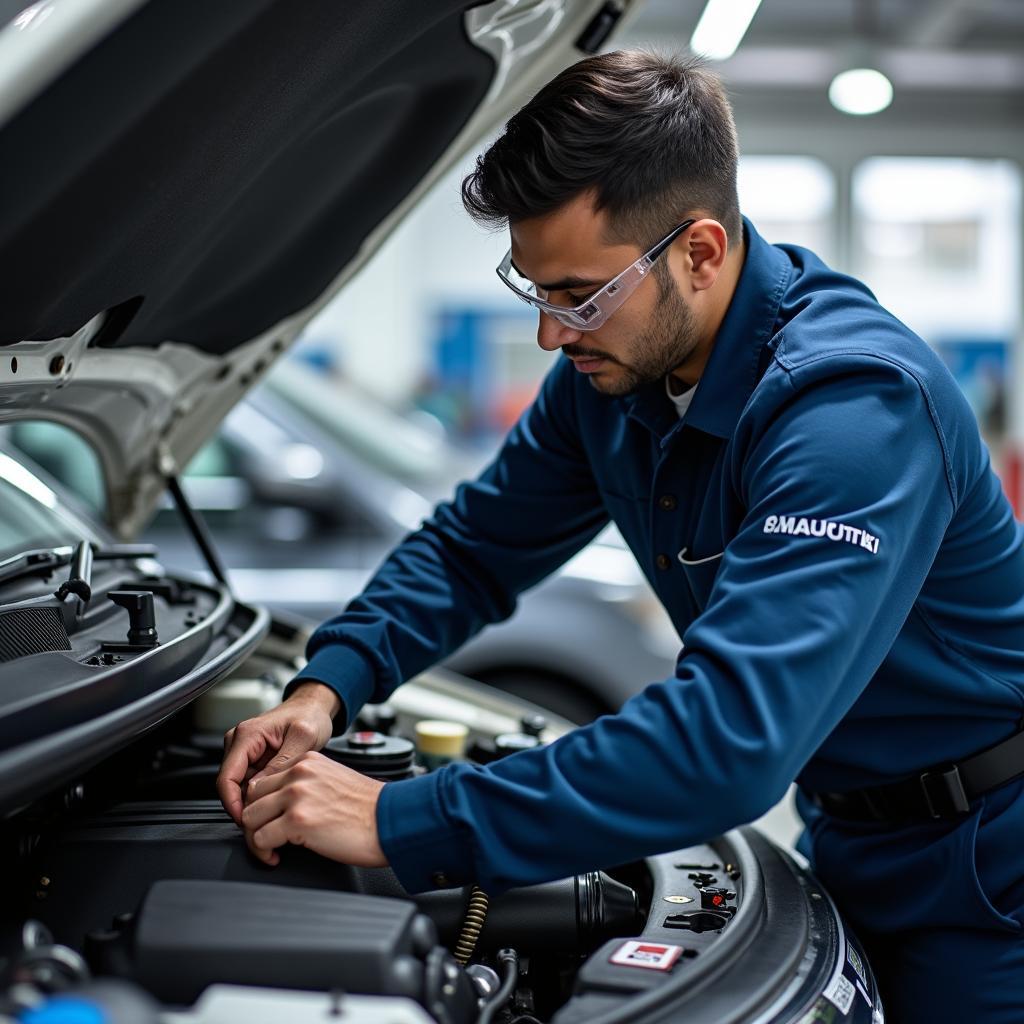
[292,219,1024,931]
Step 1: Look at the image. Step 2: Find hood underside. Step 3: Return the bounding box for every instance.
[0,0,632,536]
[0,0,494,352]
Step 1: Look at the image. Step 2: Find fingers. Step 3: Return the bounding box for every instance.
[241,755,319,864]
[216,723,269,825]
[244,827,279,867]
[243,780,312,861]
[252,719,320,781]
[238,753,387,869]
[250,804,312,857]
[247,751,322,800]
[242,786,291,834]
[241,770,290,867]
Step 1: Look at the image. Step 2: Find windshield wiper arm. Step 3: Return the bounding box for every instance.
[0,547,72,587]
[55,539,94,608]
[0,542,158,590]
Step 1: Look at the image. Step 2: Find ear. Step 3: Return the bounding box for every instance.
[677,219,730,292]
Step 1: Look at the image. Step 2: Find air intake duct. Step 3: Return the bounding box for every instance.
[416,871,642,955]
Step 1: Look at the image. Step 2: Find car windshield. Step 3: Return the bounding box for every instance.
[0,450,86,562]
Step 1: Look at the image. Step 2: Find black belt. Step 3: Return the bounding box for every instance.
[811,725,1024,823]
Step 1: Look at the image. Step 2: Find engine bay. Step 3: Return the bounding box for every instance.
[0,587,874,1024]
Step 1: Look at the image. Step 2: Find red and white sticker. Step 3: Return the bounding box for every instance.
[610,941,683,971]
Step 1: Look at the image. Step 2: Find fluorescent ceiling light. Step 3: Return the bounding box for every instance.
[690,0,764,61]
[828,67,894,115]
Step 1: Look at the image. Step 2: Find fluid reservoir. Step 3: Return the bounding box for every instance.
[414,720,469,770]
[192,677,280,734]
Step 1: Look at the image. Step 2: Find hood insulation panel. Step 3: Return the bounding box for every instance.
[0,0,493,353]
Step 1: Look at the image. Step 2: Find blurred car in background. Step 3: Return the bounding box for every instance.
[7,358,680,723]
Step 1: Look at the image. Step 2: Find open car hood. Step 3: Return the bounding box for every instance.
[0,0,637,537]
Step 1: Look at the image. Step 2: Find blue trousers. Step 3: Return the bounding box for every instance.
[797,779,1024,1023]
[858,925,1024,1022]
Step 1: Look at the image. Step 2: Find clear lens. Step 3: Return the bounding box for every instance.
[503,261,542,298]
[495,221,692,333]
[497,256,604,329]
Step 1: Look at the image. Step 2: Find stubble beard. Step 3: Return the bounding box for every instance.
[579,283,702,397]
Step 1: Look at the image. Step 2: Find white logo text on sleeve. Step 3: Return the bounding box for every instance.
[763,515,880,555]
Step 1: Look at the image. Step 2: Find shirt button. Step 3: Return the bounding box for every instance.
[655,553,671,571]
[432,871,452,889]
[658,495,677,511]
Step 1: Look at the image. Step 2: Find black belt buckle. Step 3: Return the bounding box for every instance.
[919,764,971,819]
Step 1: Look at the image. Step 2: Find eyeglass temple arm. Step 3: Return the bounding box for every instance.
[647,219,696,262]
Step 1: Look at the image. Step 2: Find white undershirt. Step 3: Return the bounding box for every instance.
[665,375,698,419]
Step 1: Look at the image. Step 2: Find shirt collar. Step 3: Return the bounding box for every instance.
[625,217,792,441]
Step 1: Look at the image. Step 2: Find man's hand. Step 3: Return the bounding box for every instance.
[217,681,340,825]
[241,751,387,868]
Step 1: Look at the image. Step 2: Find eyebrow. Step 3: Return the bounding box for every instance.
[538,276,602,292]
[510,258,602,292]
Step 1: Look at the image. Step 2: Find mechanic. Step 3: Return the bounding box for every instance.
[218,51,1024,1021]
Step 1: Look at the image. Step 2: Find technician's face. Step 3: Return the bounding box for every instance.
[509,193,701,397]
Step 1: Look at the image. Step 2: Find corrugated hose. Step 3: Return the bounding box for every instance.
[454,886,489,965]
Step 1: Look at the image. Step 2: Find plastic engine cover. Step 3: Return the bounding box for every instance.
[124,879,440,1005]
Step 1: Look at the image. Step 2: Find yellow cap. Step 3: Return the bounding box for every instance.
[415,720,469,757]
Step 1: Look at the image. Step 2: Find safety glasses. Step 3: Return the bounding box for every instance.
[496,219,695,331]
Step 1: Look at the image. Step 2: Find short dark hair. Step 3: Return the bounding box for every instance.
[462,49,741,250]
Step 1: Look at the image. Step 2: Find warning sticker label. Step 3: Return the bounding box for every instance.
[824,974,856,1015]
[843,942,868,983]
[847,944,867,987]
[610,941,683,971]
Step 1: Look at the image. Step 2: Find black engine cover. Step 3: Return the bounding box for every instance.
[109,879,436,1004]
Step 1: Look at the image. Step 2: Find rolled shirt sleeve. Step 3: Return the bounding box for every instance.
[379,358,957,893]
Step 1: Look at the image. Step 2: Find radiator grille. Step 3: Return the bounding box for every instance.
[0,606,71,662]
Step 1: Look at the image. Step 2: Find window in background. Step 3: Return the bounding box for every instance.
[852,158,1021,345]
[852,157,1023,511]
[738,156,836,263]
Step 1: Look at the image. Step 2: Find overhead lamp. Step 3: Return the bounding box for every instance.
[828,66,893,116]
[690,0,764,61]
[828,0,893,116]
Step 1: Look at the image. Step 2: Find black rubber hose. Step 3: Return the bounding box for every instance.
[477,948,518,1024]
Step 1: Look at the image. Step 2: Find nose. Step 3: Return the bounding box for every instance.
[537,312,583,351]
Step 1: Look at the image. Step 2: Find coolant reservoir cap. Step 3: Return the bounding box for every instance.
[415,720,469,757]
[349,730,386,748]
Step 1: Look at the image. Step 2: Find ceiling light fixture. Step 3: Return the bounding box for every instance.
[689,0,764,61]
[828,0,893,116]
[828,67,894,115]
